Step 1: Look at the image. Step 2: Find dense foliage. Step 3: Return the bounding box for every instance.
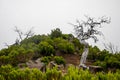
[0,28,80,66]
[41,56,65,65]
[0,65,120,80]
[38,41,55,56]
[0,46,33,66]
[87,47,120,71]
[0,28,120,77]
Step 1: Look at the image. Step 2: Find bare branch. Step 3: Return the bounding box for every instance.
[70,16,110,43]
[24,27,34,39]
[104,42,119,54]
[4,43,9,48]
[14,26,34,44]
[14,26,23,41]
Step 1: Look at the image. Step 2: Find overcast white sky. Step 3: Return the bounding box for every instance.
[0,0,120,50]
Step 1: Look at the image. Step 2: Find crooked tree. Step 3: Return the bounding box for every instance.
[14,27,34,45]
[71,16,110,68]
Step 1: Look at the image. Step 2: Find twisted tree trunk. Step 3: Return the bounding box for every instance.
[71,16,110,68]
[79,40,89,69]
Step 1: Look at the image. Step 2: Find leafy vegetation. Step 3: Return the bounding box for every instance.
[0,65,120,80]
[38,41,55,56]
[41,56,65,65]
[0,27,120,80]
[0,46,33,66]
[50,28,62,39]
[54,56,65,65]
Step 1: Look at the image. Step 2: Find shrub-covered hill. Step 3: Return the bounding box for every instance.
[0,28,120,72]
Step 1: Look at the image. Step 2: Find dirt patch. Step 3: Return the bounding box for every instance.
[56,52,80,66]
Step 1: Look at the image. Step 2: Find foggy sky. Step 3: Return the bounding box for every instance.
[0,0,120,50]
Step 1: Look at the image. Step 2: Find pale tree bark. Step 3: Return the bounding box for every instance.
[70,16,110,68]
[79,40,89,68]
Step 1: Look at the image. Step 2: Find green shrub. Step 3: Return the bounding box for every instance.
[72,38,84,53]
[0,56,10,66]
[0,48,9,56]
[88,46,100,61]
[94,60,107,69]
[32,68,46,80]
[39,41,55,56]
[105,56,120,69]
[57,41,75,54]
[0,65,120,80]
[53,38,75,54]
[41,56,65,65]
[97,49,109,61]
[7,48,34,66]
[66,43,75,54]
[0,75,5,80]
[63,66,93,80]
[54,56,65,65]
[96,72,107,80]
[0,65,14,80]
[46,67,62,80]
[21,34,50,45]
[50,28,62,39]
[41,56,52,64]
[62,34,74,41]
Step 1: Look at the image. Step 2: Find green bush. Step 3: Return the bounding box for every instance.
[46,67,62,80]
[94,54,120,70]
[41,56,52,64]
[44,38,54,47]
[94,60,107,69]
[66,43,75,54]
[0,65,14,80]
[32,68,46,80]
[0,56,10,66]
[97,49,109,61]
[21,34,50,45]
[53,38,65,49]
[39,41,55,56]
[72,38,84,53]
[41,56,65,65]
[63,66,93,80]
[0,48,9,56]
[105,56,120,69]
[57,41,75,54]
[8,48,34,66]
[88,46,100,61]
[50,28,62,39]
[54,56,65,65]
[62,34,74,41]
[0,44,34,66]
[0,65,120,80]
[0,75,5,80]
[53,38,75,54]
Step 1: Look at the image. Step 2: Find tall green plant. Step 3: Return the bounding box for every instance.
[39,41,55,56]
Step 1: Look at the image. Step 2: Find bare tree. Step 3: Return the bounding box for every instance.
[4,43,10,48]
[14,26,23,41]
[14,26,34,44]
[104,42,119,54]
[24,27,34,39]
[70,16,110,68]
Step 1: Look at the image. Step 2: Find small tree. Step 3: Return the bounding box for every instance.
[71,16,110,68]
[50,28,62,39]
[14,27,34,44]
